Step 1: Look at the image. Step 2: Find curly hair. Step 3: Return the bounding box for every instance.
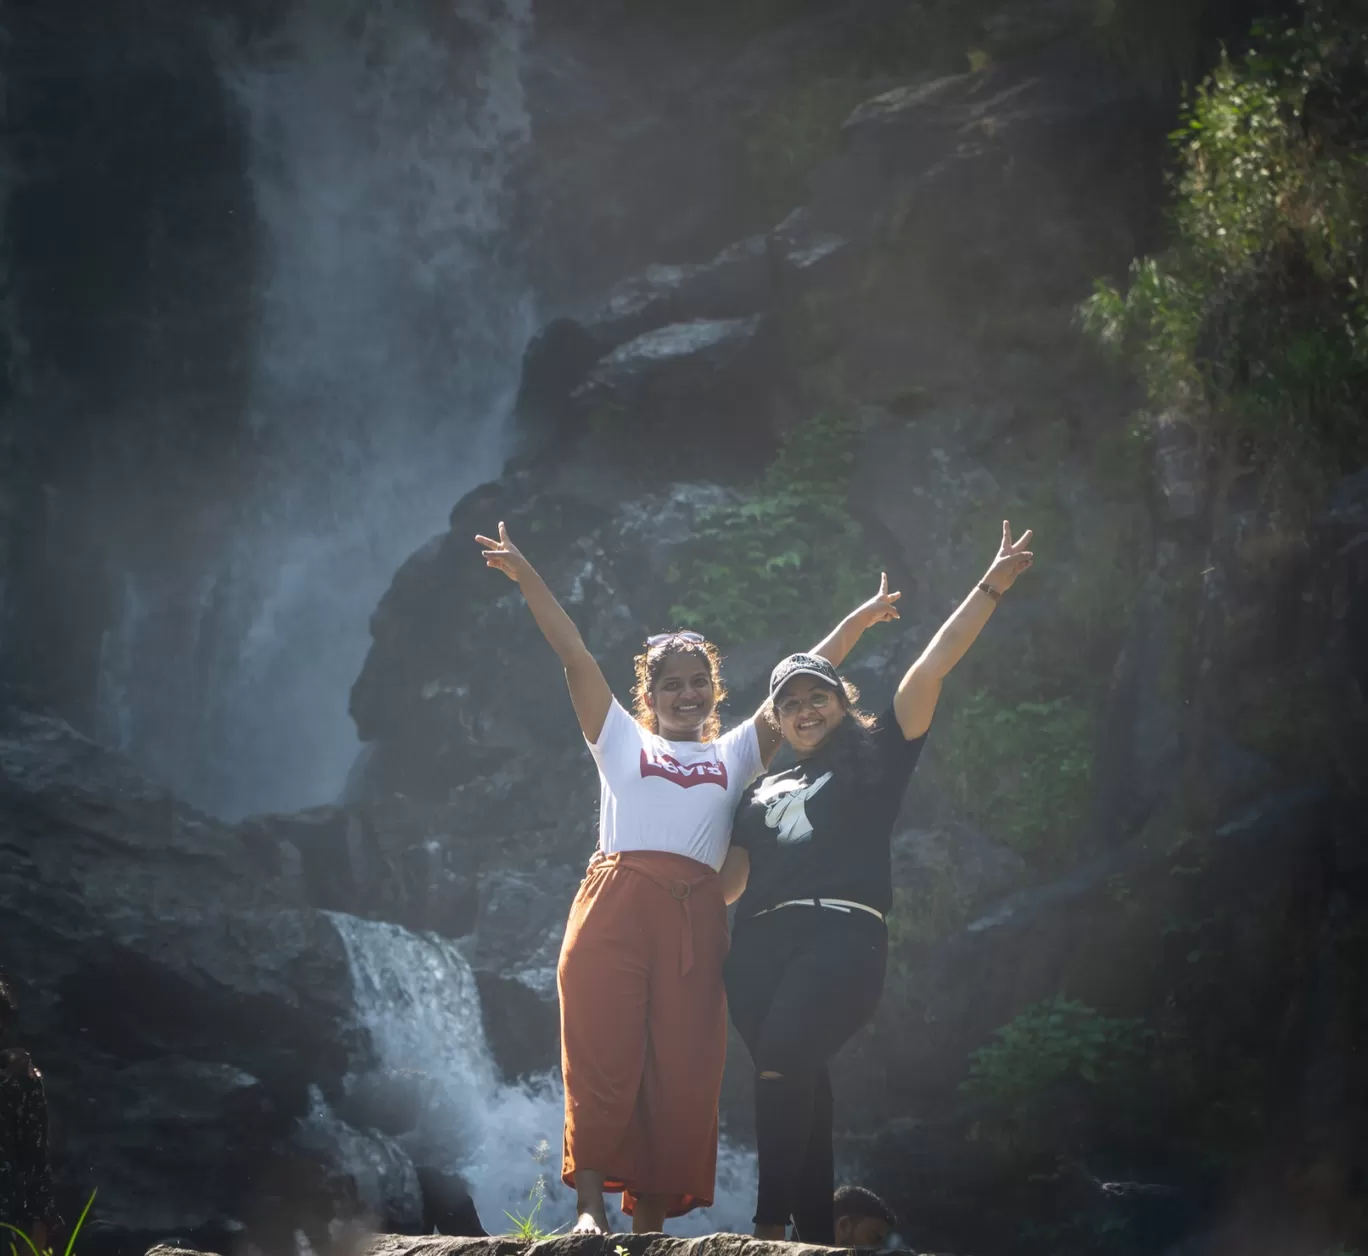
[631,635,727,742]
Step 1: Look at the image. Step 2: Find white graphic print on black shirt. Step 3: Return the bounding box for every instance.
[754,772,833,844]
[730,706,926,917]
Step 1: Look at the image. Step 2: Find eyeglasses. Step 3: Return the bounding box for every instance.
[646,631,706,647]
[775,689,835,719]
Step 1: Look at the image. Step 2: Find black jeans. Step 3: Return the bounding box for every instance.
[725,903,888,1242]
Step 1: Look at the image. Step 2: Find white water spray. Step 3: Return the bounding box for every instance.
[328,913,759,1237]
[97,0,535,819]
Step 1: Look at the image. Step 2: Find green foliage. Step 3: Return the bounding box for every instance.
[961,997,1149,1107]
[668,411,878,644]
[504,1174,564,1241]
[1082,4,1368,508]
[935,690,1094,865]
[3,1191,96,1256]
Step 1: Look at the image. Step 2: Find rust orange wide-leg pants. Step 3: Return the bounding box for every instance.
[558,850,730,1218]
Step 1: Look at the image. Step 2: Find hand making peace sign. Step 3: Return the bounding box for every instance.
[475,521,531,583]
[983,520,1034,594]
[854,571,902,630]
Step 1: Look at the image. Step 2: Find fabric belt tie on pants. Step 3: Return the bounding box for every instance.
[586,850,718,976]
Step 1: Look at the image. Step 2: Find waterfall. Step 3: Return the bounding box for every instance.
[96,0,535,820]
[328,913,759,1237]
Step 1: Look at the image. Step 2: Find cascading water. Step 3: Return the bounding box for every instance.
[96,0,535,820]
[328,913,759,1237]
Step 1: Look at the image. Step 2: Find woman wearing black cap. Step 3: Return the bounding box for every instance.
[721,521,1035,1244]
[473,521,903,1235]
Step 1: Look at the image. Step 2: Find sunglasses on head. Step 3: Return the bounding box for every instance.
[646,630,706,647]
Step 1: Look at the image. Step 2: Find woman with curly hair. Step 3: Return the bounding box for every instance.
[475,521,898,1234]
[722,522,1034,1244]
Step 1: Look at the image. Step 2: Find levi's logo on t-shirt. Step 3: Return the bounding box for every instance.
[639,749,729,789]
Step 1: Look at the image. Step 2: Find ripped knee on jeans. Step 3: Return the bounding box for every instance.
[758,1070,784,1081]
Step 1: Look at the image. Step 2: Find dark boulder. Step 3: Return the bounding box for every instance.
[335,1070,429,1140]
[471,972,561,1085]
[769,208,851,292]
[238,802,482,940]
[470,868,578,989]
[0,706,410,1248]
[570,316,778,469]
[584,235,772,348]
[812,55,1154,238]
[467,866,578,1082]
[510,319,610,465]
[414,1167,488,1239]
[0,709,360,1095]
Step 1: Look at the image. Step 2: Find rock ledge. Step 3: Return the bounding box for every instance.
[151,1236,941,1256]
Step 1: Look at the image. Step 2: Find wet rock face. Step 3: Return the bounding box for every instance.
[0,708,387,1243]
[570,315,778,470]
[586,237,773,349]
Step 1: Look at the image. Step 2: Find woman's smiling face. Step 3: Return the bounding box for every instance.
[650,651,717,740]
[774,674,846,756]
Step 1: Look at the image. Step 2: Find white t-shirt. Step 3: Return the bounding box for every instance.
[586,698,764,871]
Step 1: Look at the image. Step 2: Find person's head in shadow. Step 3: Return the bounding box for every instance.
[834,1184,897,1250]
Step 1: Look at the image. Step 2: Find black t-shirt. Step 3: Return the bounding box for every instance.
[730,706,926,919]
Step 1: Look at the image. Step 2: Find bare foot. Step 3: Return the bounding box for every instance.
[573,1209,608,1234]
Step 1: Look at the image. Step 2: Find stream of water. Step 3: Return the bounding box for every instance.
[96,0,535,820]
[328,913,760,1237]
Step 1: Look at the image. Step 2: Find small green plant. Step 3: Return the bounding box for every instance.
[504,1174,564,1241]
[961,996,1148,1107]
[3,1190,96,1256]
[503,1141,565,1241]
[668,411,878,644]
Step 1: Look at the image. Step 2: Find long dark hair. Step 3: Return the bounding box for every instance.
[631,636,727,741]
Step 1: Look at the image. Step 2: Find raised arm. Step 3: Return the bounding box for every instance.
[748,573,904,765]
[811,571,902,668]
[476,521,613,742]
[893,521,1033,740]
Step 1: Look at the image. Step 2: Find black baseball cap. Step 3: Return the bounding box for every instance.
[768,653,841,699]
